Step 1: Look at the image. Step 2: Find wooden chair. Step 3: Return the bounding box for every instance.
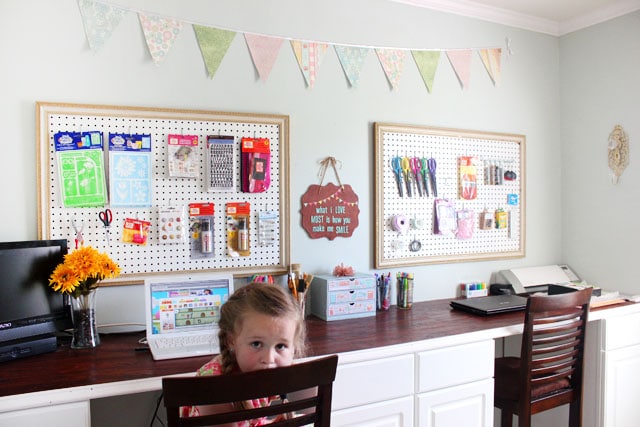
[494,288,592,427]
[162,354,338,427]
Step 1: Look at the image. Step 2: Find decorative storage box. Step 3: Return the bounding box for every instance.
[310,274,376,321]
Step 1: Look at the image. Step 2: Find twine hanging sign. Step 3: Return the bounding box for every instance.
[300,157,360,240]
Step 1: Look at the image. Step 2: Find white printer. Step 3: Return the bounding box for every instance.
[491,264,580,295]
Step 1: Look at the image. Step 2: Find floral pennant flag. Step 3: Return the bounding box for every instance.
[375,49,406,91]
[446,49,472,89]
[193,25,236,79]
[290,40,329,89]
[244,34,284,82]
[139,14,183,65]
[478,48,502,86]
[77,0,127,53]
[334,45,370,88]
[412,50,441,93]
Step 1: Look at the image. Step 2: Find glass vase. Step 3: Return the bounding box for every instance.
[70,288,100,349]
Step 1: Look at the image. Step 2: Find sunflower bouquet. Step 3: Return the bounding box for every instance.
[49,246,120,299]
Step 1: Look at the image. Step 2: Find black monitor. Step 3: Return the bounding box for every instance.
[0,239,72,361]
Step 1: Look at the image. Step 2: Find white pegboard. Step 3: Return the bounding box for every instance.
[374,123,525,268]
[36,102,289,279]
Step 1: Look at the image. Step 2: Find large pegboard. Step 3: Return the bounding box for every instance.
[36,102,289,281]
[374,123,525,268]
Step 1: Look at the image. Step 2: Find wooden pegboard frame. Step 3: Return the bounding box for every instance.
[374,123,525,268]
[36,102,290,282]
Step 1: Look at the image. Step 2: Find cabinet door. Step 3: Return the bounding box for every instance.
[332,396,413,427]
[603,344,640,427]
[0,401,90,427]
[416,379,493,427]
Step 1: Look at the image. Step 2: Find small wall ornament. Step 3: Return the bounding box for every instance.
[300,157,360,240]
[608,124,629,184]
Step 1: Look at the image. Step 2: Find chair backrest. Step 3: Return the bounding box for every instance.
[163,354,339,427]
[520,288,592,410]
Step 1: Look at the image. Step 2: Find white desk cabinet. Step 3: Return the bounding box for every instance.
[0,401,90,427]
[585,310,640,427]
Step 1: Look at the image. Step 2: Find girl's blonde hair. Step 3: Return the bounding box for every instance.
[218,284,306,373]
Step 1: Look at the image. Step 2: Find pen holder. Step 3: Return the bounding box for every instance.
[397,276,414,309]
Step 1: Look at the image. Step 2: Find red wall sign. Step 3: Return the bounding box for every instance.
[300,183,359,240]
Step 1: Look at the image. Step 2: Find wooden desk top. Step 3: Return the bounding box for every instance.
[1,298,529,398]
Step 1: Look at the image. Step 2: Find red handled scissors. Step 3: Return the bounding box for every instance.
[410,156,423,197]
[98,209,113,245]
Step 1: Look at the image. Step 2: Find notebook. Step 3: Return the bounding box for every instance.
[450,294,528,316]
[144,273,233,360]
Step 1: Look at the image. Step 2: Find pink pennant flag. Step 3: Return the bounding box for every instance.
[478,48,502,86]
[138,14,183,65]
[446,49,472,89]
[375,49,406,91]
[244,34,284,82]
[290,40,329,88]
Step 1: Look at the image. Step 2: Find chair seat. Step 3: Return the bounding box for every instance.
[495,356,571,400]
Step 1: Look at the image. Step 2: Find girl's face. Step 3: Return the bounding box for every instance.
[228,311,296,372]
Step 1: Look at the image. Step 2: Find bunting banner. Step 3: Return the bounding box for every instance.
[376,49,407,91]
[76,1,504,93]
[446,49,473,89]
[334,45,370,88]
[291,41,329,89]
[244,34,284,82]
[478,48,502,86]
[193,25,236,79]
[412,50,441,93]
[139,14,183,65]
[77,0,127,52]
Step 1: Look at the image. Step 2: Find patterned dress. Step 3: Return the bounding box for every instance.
[180,355,275,426]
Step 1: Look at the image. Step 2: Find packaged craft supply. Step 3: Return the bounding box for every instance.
[108,133,153,208]
[257,210,278,246]
[226,202,251,257]
[167,134,199,178]
[188,202,215,259]
[206,135,235,192]
[54,131,108,208]
[458,156,478,200]
[157,205,187,244]
[240,137,271,193]
[121,217,151,245]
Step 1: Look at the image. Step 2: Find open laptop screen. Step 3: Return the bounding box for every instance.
[147,275,232,336]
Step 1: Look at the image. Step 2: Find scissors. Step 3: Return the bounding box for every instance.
[410,156,423,197]
[401,156,413,197]
[427,157,438,197]
[98,209,113,245]
[420,157,430,197]
[391,156,404,197]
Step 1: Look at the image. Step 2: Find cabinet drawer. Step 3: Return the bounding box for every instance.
[332,396,414,426]
[603,312,640,350]
[329,288,375,304]
[333,354,414,410]
[328,301,376,318]
[417,340,494,393]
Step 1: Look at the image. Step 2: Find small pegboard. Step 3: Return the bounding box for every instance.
[374,123,525,268]
[36,102,290,280]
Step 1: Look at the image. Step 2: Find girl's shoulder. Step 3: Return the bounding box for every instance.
[196,355,224,376]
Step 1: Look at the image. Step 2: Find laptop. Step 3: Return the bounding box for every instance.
[144,273,233,360]
[450,294,528,316]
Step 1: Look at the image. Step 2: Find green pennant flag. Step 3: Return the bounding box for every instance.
[412,51,440,93]
[193,25,236,79]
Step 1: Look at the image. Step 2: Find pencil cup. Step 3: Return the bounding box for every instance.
[397,276,414,309]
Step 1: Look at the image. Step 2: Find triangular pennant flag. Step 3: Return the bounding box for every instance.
[375,49,406,91]
[244,34,284,82]
[446,49,473,89]
[139,14,183,65]
[77,0,127,53]
[412,50,441,93]
[193,25,236,79]
[334,45,370,88]
[290,40,329,89]
[478,48,502,86]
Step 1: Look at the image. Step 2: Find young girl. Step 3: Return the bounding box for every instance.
[181,283,306,425]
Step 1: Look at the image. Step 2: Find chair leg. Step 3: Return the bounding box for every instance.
[568,402,581,427]
[500,409,513,427]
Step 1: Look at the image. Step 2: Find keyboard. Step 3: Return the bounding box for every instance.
[148,334,219,360]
